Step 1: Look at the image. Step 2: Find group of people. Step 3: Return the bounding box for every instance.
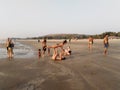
[5,34,109,60]
[38,34,109,61]
[38,39,72,60]
[88,34,109,55]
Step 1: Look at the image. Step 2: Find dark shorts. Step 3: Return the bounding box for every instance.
[43,46,47,51]
[104,43,109,48]
[7,47,9,50]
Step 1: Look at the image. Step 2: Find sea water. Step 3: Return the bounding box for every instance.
[0,40,34,59]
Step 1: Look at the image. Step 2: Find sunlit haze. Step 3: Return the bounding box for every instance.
[0,0,120,38]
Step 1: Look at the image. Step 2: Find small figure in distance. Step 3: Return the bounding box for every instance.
[103,34,109,55]
[69,38,71,43]
[38,49,41,59]
[6,38,14,60]
[88,36,94,51]
[41,38,47,57]
[38,39,40,43]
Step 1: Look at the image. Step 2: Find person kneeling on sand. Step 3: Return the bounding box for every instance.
[52,48,65,60]
[47,40,67,60]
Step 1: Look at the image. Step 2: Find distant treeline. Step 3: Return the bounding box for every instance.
[27,32,120,39]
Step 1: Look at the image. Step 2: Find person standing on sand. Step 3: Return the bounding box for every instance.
[103,34,109,55]
[38,39,40,43]
[6,38,10,51]
[6,38,14,59]
[38,49,41,59]
[88,36,94,51]
[41,38,47,57]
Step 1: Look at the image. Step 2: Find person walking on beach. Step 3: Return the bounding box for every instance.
[103,34,109,55]
[6,38,14,59]
[88,36,94,51]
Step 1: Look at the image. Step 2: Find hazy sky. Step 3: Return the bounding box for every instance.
[0,0,120,38]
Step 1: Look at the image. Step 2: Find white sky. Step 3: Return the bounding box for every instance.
[0,0,120,38]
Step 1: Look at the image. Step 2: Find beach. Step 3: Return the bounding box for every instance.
[0,39,120,90]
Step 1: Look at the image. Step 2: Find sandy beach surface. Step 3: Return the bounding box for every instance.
[0,39,120,90]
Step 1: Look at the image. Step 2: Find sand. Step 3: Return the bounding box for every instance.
[0,39,120,90]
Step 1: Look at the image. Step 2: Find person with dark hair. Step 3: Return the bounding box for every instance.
[6,38,14,59]
[41,38,47,57]
[38,49,41,59]
[48,40,67,49]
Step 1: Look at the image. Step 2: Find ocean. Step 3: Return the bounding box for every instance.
[0,40,34,59]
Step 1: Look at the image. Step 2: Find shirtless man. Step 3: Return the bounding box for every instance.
[48,40,67,49]
[88,36,94,51]
[103,34,109,55]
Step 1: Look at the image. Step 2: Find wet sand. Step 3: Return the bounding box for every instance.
[0,39,120,90]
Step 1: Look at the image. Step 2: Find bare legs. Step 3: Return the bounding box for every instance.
[104,48,108,55]
[7,48,13,60]
[52,48,65,61]
[88,43,92,51]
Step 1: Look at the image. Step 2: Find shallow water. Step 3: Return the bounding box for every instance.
[0,40,34,59]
